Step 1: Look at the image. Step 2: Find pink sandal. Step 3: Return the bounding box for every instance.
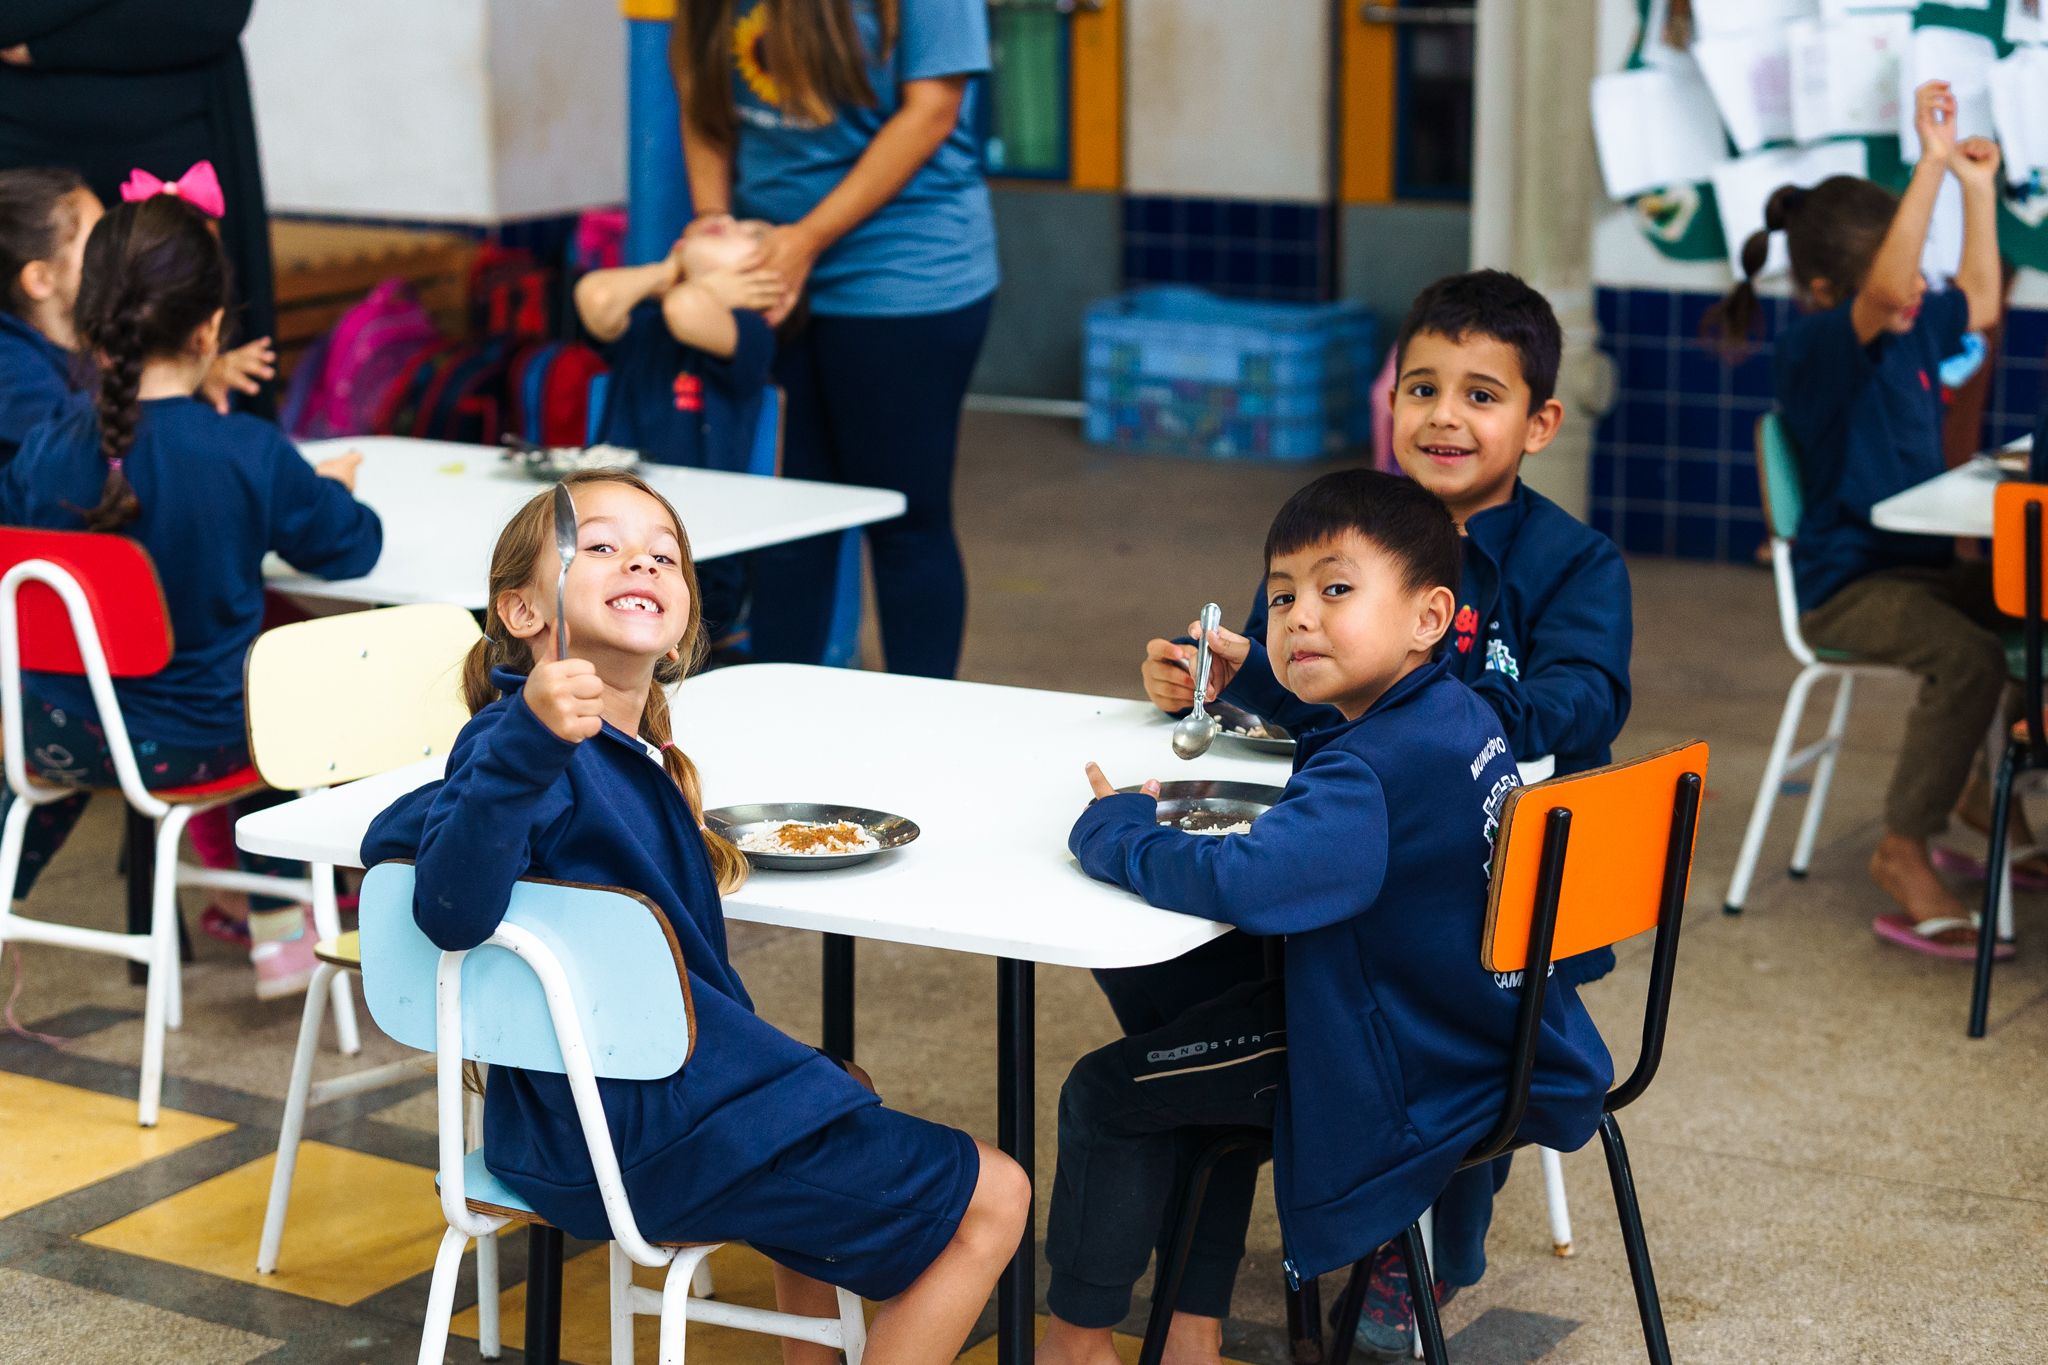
[1872,912,2015,962]
[1930,844,2048,891]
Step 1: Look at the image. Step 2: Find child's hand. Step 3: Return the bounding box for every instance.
[201,336,276,414]
[694,267,784,314]
[1086,762,1159,802]
[1140,624,1249,712]
[1952,136,2002,190]
[1913,80,1958,166]
[525,658,604,743]
[314,449,363,490]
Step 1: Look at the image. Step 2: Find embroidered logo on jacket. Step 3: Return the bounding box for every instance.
[1484,637,1521,679]
[673,372,703,412]
[1453,604,1478,654]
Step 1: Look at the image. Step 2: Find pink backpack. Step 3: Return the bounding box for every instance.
[295,279,444,439]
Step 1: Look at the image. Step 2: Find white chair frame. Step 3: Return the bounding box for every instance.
[0,559,311,1126]
[418,923,866,1365]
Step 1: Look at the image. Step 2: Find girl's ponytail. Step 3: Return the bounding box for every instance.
[71,195,231,535]
[1702,176,1899,360]
[1704,183,1806,357]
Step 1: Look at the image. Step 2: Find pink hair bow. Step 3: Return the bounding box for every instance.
[118,161,225,218]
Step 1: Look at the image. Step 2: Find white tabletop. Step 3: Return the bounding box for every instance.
[236,664,1312,970]
[1870,435,2034,539]
[264,437,907,608]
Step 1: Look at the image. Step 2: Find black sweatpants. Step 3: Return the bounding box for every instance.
[1046,977,1287,1329]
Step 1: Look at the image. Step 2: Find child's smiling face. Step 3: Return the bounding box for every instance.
[528,482,694,669]
[1264,530,1455,721]
[1391,329,1562,526]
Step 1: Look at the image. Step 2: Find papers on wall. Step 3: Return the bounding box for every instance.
[1710,139,1869,276]
[1989,47,2048,179]
[1695,28,1796,151]
[1922,170,1964,278]
[2007,0,2044,46]
[1819,0,1913,18]
[1788,14,1909,142]
[1591,60,1730,200]
[1899,25,1998,161]
[1693,0,1817,42]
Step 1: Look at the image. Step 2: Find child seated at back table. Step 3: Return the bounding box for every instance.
[1705,80,2006,959]
[1119,271,1633,1358]
[0,165,273,464]
[0,193,378,998]
[361,470,1028,1365]
[1040,469,1613,1365]
[574,214,782,656]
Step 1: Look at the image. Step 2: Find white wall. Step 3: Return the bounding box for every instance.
[1124,0,1329,203]
[246,0,624,223]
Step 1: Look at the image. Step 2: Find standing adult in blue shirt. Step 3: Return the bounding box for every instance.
[671,0,997,679]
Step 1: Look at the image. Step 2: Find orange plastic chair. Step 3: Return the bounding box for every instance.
[1323,740,1708,1365]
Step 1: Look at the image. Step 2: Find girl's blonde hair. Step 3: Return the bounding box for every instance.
[462,468,750,895]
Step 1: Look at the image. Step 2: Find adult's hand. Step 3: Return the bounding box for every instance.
[757,223,824,326]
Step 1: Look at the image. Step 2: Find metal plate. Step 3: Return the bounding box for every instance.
[1208,699,1296,756]
[703,803,920,871]
[1114,780,1288,833]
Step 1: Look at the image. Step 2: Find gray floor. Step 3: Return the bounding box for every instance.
[4,412,2047,1363]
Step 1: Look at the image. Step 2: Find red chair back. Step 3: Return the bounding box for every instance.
[0,528,173,677]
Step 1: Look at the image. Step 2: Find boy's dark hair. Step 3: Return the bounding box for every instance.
[1394,269,1561,412]
[1264,469,1461,597]
[72,195,233,533]
[0,166,89,318]
[1702,175,1897,357]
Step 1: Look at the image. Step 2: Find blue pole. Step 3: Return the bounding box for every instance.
[627,18,691,266]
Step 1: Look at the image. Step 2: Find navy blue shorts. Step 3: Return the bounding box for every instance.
[683,1103,980,1301]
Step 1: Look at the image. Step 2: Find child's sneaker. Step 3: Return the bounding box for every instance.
[249,906,318,1000]
[1337,1242,1458,1360]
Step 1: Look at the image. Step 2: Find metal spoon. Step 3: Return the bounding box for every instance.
[551,483,577,660]
[1172,602,1224,760]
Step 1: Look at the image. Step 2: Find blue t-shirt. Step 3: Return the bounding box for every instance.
[0,310,82,465]
[729,0,997,317]
[1777,288,1969,612]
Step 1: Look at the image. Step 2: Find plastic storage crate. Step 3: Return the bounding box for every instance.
[1084,287,1377,461]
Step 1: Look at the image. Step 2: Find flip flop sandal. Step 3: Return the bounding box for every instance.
[1930,845,2048,891]
[1872,912,2016,962]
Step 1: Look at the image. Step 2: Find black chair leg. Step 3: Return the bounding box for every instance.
[1598,1114,1673,1365]
[1398,1224,1446,1365]
[1136,1131,1270,1365]
[1323,1254,1370,1365]
[1971,747,2017,1038]
[1285,1272,1324,1364]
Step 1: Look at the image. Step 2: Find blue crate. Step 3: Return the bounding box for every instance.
[1082,286,1376,461]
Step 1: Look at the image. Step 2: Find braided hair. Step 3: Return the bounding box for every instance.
[70,195,232,532]
[1703,176,1899,358]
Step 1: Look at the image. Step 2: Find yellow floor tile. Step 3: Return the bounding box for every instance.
[0,1072,232,1219]
[80,1141,451,1306]
[955,1317,1256,1365]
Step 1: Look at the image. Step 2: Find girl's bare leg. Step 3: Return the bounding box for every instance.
[1038,1315,1120,1365]
[772,1266,843,1365]
[1162,1312,1223,1365]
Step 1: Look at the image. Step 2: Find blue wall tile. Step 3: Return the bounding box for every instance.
[1123,194,1332,303]
[1676,458,1720,505]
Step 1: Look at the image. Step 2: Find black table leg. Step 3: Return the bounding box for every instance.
[823,933,856,1060]
[997,957,1036,1365]
[525,1224,565,1365]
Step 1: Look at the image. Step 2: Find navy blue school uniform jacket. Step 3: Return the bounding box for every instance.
[0,396,381,748]
[593,302,775,638]
[0,311,82,465]
[1778,288,1968,612]
[1071,657,1613,1280]
[361,669,877,1241]
[1221,482,1632,777]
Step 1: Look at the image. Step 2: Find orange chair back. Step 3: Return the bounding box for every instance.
[1483,741,1709,973]
[1992,482,2048,620]
[0,528,172,678]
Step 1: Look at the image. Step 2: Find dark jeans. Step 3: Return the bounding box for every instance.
[3,694,297,902]
[1047,976,1287,1330]
[750,293,995,679]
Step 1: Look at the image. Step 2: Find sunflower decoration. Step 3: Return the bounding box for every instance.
[732,4,784,110]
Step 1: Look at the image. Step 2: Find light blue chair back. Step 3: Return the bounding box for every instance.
[357,862,693,1080]
[1756,413,1804,541]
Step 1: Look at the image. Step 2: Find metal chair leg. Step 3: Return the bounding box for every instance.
[1136,1130,1270,1365]
[1971,746,2017,1038]
[1726,665,1826,912]
[257,960,338,1272]
[1789,672,1855,875]
[1285,1272,1324,1364]
[1598,1114,1673,1365]
[1398,1225,1445,1365]
[1539,1146,1574,1256]
[1323,1254,1370,1365]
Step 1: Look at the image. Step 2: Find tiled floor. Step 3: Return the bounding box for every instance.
[4,414,2048,1363]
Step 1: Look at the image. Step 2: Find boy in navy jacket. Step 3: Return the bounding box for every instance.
[1119,272,1632,1356]
[574,216,782,650]
[1039,470,1611,1365]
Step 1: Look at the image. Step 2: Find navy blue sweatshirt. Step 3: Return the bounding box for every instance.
[361,669,876,1241]
[0,396,382,747]
[1221,482,1632,777]
[0,311,83,465]
[1071,657,1612,1279]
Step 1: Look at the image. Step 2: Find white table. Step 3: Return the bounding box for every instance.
[1870,435,2034,538]
[238,663,1296,1365]
[265,437,907,608]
